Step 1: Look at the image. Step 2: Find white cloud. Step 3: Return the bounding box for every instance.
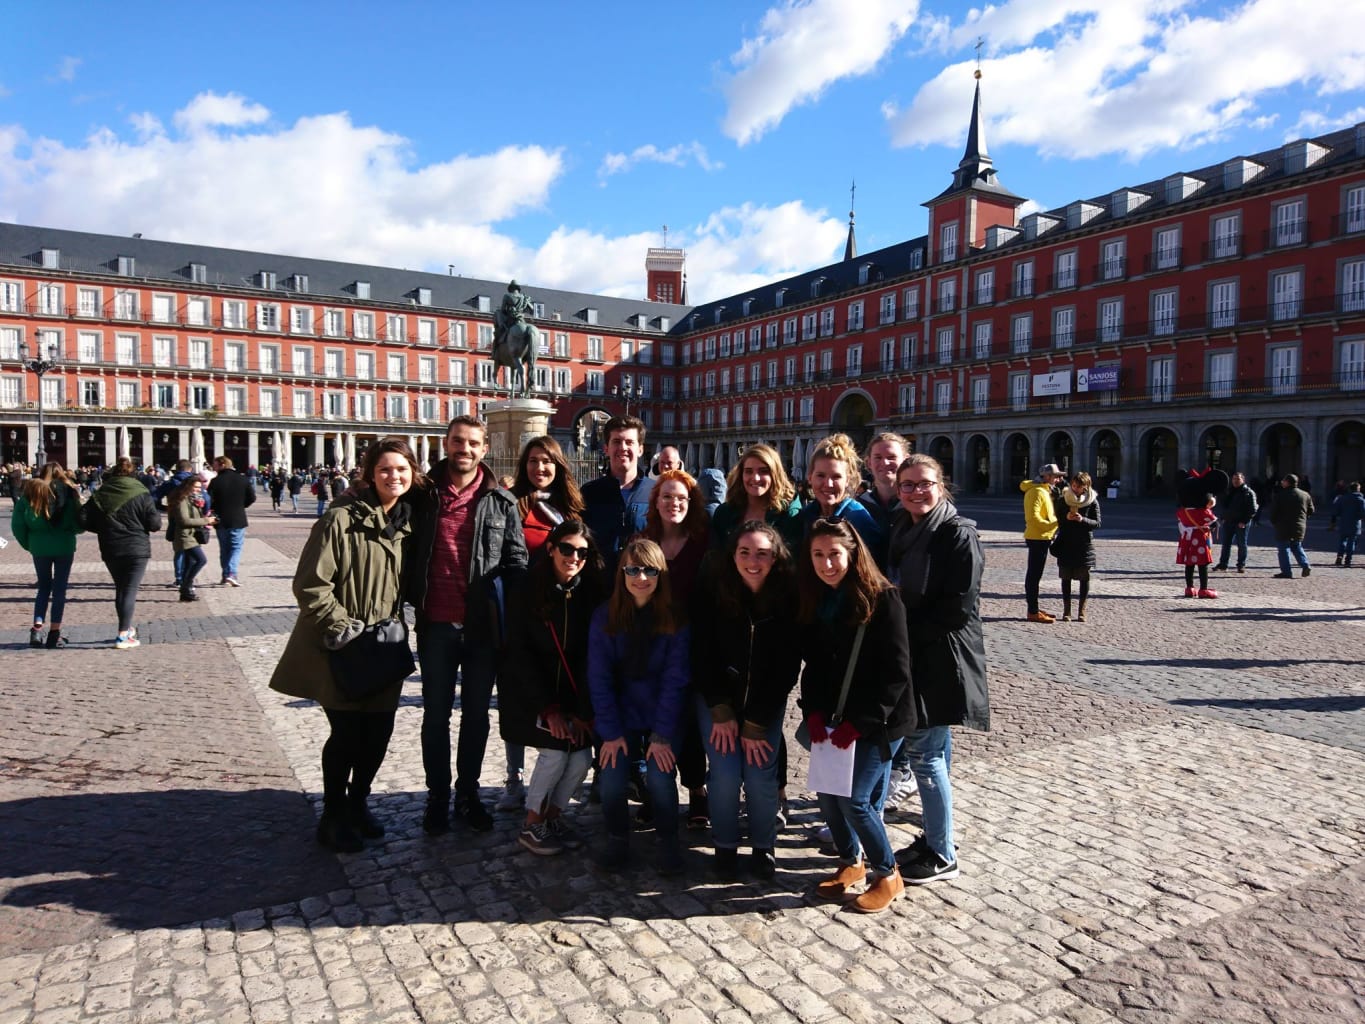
[598,141,721,180]
[1289,106,1365,137]
[722,0,921,146]
[53,56,82,83]
[885,0,1365,159]
[173,91,270,133]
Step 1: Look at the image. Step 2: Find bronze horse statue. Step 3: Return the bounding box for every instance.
[492,280,538,398]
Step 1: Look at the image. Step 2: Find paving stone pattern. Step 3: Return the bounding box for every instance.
[0,505,1361,1023]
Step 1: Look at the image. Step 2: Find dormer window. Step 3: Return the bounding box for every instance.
[41,248,60,270]
[810,277,825,298]
[354,281,371,299]
[858,263,874,285]
[775,287,787,308]
[476,295,491,313]
[258,270,276,289]
[714,306,725,324]
[291,274,309,293]
[584,307,599,325]
[742,298,755,315]
[415,287,431,306]
[117,255,136,277]
[189,263,207,284]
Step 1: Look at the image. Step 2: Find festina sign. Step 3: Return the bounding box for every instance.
[1077,365,1120,392]
[1032,370,1072,396]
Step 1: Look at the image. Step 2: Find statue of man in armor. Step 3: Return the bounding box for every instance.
[494,279,533,349]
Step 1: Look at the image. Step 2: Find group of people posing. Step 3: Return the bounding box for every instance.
[271,416,989,915]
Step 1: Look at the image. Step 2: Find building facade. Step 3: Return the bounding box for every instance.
[2,82,1363,493]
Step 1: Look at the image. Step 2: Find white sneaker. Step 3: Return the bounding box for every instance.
[115,633,140,650]
[495,776,525,811]
[884,769,919,812]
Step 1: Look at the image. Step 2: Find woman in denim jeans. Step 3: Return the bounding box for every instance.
[798,517,914,914]
[13,463,83,648]
[692,521,800,881]
[887,453,990,886]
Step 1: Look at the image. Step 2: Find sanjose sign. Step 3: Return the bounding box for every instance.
[1077,365,1120,392]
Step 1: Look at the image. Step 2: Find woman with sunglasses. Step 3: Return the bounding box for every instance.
[500,520,606,856]
[887,454,988,885]
[801,434,885,567]
[588,537,690,875]
[711,443,803,551]
[641,468,711,828]
[799,517,914,913]
[693,521,800,879]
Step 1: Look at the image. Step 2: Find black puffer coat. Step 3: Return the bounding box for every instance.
[1049,494,1100,570]
[80,475,162,562]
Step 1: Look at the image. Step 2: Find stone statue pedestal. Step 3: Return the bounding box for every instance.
[484,398,555,459]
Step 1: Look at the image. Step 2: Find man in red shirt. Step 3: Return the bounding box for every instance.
[408,416,527,834]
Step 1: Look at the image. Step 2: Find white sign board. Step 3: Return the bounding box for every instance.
[1032,370,1073,397]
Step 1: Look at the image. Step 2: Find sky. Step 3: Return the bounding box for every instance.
[2,0,1363,305]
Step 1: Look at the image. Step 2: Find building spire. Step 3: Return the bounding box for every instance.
[844,179,857,261]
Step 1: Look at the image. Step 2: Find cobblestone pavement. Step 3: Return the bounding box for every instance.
[1,500,1361,1024]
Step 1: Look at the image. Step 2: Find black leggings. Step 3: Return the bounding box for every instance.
[321,708,396,810]
[105,556,148,633]
[1185,565,1209,590]
[1061,571,1090,607]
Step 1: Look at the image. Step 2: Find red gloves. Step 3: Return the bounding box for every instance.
[806,712,828,744]
[830,721,861,749]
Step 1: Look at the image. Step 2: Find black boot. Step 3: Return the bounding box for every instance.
[45,628,66,649]
[348,791,385,839]
[316,807,363,853]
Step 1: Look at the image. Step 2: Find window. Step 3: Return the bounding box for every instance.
[1013,261,1034,298]
[355,393,375,421]
[225,387,245,416]
[586,336,603,361]
[41,375,62,409]
[1340,339,1365,390]
[1011,315,1032,354]
[1341,258,1365,313]
[803,353,816,382]
[117,381,139,410]
[354,311,374,339]
[355,352,374,381]
[819,308,834,337]
[76,287,100,317]
[259,344,280,374]
[477,324,494,350]
[973,322,992,359]
[1210,281,1238,328]
[0,375,21,408]
[386,314,406,343]
[901,334,918,369]
[819,351,832,376]
[640,341,654,364]
[37,283,63,316]
[387,354,405,381]
[117,256,136,277]
[149,294,174,323]
[799,396,814,422]
[1101,239,1125,280]
[702,336,715,360]
[223,300,246,330]
[257,270,276,290]
[1346,186,1365,234]
[290,307,314,334]
[354,282,370,300]
[766,360,778,388]
[190,263,207,284]
[325,392,345,419]
[898,383,916,415]
[937,278,957,313]
[974,269,995,305]
[154,383,177,409]
[114,289,139,320]
[0,327,19,360]
[419,396,438,422]
[186,296,209,327]
[1271,270,1302,321]
[880,337,896,371]
[188,338,210,370]
[81,380,102,407]
[1154,227,1181,269]
[554,368,571,393]
[783,359,795,386]
[782,398,794,423]
[1209,351,1235,399]
[450,321,468,349]
[880,293,896,324]
[1054,251,1077,289]
[766,323,779,349]
[783,318,796,345]
[190,385,212,412]
[449,359,467,385]
[324,350,344,377]
[386,395,405,421]
[623,338,637,362]
[77,331,101,363]
[1212,213,1240,259]
[153,336,175,368]
[972,377,989,414]
[934,380,952,414]
[417,356,435,384]
[256,303,281,331]
[1100,299,1123,342]
[720,368,730,394]
[903,287,919,319]
[1152,290,1177,335]
[940,222,959,262]
[1150,356,1175,402]
[802,312,817,340]
[847,345,862,377]
[292,346,313,376]
[1053,308,1075,349]
[1270,345,1299,395]
[224,341,245,372]
[937,327,954,365]
[0,280,20,312]
[586,371,604,395]
[1273,199,1304,247]
[554,332,568,358]
[660,376,674,399]
[847,301,864,331]
[41,249,59,270]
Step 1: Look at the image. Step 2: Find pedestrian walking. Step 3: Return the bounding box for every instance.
[13,463,83,648]
[1270,473,1315,578]
[1050,470,1101,621]
[1213,471,1258,574]
[207,456,254,587]
[79,456,161,649]
[1332,482,1364,566]
[287,470,304,513]
[167,475,217,601]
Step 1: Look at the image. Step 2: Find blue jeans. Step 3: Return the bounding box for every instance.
[697,697,783,851]
[1337,533,1358,563]
[216,526,245,579]
[816,736,902,876]
[32,555,73,624]
[904,727,955,863]
[180,545,207,592]
[1217,523,1248,569]
[416,622,495,802]
[598,734,679,840]
[1277,540,1309,574]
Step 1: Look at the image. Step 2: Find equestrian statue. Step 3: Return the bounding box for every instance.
[492,279,539,398]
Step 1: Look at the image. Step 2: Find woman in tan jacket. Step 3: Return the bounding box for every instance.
[167,475,217,601]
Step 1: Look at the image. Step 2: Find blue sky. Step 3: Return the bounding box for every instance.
[3,0,1363,303]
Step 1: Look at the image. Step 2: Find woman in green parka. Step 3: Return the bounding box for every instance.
[270,437,428,853]
[13,463,84,648]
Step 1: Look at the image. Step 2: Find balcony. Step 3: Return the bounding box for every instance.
[1144,250,1184,273]
[1093,258,1127,282]
[1201,236,1243,261]
[1331,213,1365,238]
[1263,223,1311,251]
[1047,271,1079,292]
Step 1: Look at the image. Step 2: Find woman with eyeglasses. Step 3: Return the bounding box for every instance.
[799,516,913,913]
[500,520,606,856]
[711,443,804,551]
[588,536,691,875]
[802,434,886,567]
[887,454,988,886]
[693,521,800,880]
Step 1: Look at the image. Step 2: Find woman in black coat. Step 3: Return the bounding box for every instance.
[1050,470,1101,621]
[499,519,606,856]
[79,456,162,649]
[692,521,800,880]
[798,516,914,914]
[887,453,990,886]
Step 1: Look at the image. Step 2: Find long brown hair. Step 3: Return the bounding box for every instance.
[724,443,796,515]
[797,516,893,625]
[606,536,678,634]
[714,520,794,620]
[643,469,709,544]
[513,435,585,521]
[528,519,604,618]
[21,463,74,520]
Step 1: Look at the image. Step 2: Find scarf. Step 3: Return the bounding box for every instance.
[89,474,147,516]
[888,499,957,607]
[1063,486,1097,511]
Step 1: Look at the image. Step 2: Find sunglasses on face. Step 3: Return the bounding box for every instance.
[555,542,589,560]
[621,565,661,578]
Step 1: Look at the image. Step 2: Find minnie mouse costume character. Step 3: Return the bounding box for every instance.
[1175,468,1229,598]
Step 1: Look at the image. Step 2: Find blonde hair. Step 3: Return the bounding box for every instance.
[724,443,796,514]
[808,433,862,481]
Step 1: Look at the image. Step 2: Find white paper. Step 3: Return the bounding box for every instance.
[807,739,855,798]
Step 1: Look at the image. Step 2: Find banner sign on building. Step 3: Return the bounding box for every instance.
[1032,370,1072,397]
[1077,365,1120,392]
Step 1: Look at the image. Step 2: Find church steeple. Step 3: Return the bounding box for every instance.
[925,60,1024,207]
[843,180,857,261]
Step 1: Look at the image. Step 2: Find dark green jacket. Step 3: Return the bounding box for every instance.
[13,484,83,558]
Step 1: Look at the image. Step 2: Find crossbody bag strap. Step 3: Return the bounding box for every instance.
[546,619,578,694]
[830,623,866,725]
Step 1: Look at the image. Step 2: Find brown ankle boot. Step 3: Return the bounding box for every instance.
[1077,601,1087,622]
[815,861,865,901]
[852,868,905,913]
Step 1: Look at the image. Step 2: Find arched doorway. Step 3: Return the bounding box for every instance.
[1328,421,1364,484]
[1142,428,1178,494]
[967,434,990,493]
[152,429,180,471]
[1006,432,1031,482]
[571,408,611,457]
[1260,423,1303,483]
[1046,431,1074,474]
[1091,430,1122,490]
[830,392,875,451]
[929,436,954,483]
[1198,425,1238,474]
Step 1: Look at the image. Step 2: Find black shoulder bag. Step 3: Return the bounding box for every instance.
[327,596,415,700]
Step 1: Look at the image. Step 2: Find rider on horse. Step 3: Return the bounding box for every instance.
[493,279,538,396]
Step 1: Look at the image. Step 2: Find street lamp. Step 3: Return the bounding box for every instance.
[613,374,641,418]
[18,339,60,467]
